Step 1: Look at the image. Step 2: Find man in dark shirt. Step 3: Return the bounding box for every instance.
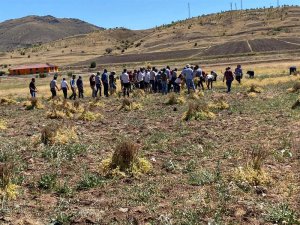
[29,78,37,98]
[101,69,109,97]
[77,76,84,98]
[223,67,234,93]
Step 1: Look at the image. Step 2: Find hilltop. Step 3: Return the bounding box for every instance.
[0,6,300,67]
[0,15,101,51]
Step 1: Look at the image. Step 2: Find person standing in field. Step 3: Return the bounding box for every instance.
[109,71,117,94]
[171,68,178,92]
[156,70,162,93]
[95,72,102,97]
[182,64,195,94]
[61,78,69,99]
[161,68,168,95]
[77,76,84,98]
[234,65,243,84]
[150,67,157,93]
[137,68,145,89]
[89,74,96,98]
[69,75,77,100]
[144,69,151,92]
[223,67,234,93]
[120,69,130,97]
[194,65,204,90]
[50,76,59,99]
[29,78,37,98]
[101,69,109,97]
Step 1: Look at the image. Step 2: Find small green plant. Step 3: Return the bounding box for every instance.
[188,170,215,186]
[56,181,73,197]
[67,71,73,77]
[182,159,197,173]
[39,73,47,78]
[265,203,299,225]
[38,174,57,190]
[77,172,105,190]
[163,160,177,173]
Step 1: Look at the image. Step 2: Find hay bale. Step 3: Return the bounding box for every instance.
[41,124,78,145]
[182,101,215,121]
[166,93,186,105]
[0,98,16,105]
[208,100,229,110]
[248,84,263,93]
[78,110,103,121]
[287,82,300,93]
[24,98,44,110]
[100,141,152,177]
[132,89,146,98]
[119,99,142,111]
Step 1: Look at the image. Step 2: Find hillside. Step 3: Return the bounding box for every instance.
[0,6,300,67]
[0,15,101,51]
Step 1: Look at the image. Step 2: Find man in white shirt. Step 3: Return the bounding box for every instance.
[120,69,130,97]
[61,78,69,99]
[137,69,144,89]
[206,73,214,90]
[50,76,59,99]
[144,69,151,92]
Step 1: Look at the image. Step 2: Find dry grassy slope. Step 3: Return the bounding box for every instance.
[0,15,101,51]
[1,7,300,67]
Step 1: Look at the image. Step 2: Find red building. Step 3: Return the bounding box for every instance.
[9,63,58,75]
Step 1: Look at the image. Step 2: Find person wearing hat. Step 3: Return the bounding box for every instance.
[77,76,84,98]
[223,67,234,93]
[181,64,195,94]
[29,78,37,98]
[69,74,77,100]
[95,72,102,97]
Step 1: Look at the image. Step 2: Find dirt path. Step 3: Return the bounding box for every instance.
[247,40,253,52]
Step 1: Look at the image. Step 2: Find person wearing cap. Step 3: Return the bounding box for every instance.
[223,67,234,93]
[29,78,37,98]
[182,64,195,94]
[95,72,102,97]
[61,77,69,99]
[69,75,77,100]
[77,76,84,98]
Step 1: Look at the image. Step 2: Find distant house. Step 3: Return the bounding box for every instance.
[8,63,58,75]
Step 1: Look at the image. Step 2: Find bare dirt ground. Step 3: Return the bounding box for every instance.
[0,69,299,224]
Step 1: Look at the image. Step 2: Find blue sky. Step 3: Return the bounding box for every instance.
[1,0,299,30]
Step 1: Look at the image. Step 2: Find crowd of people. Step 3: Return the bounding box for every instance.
[29,64,246,99]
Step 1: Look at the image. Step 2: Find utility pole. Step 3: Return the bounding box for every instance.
[230,2,233,11]
[188,2,191,19]
[241,0,243,10]
[277,0,280,7]
[235,2,237,10]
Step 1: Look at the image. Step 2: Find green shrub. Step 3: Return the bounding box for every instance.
[90,61,96,68]
[39,73,47,78]
[188,170,215,186]
[77,172,105,190]
[265,203,299,225]
[38,174,57,190]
